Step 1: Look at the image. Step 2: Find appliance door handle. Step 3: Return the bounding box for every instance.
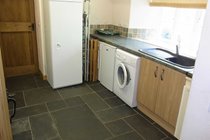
[117,63,127,89]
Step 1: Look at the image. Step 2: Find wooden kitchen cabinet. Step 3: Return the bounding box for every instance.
[137,58,186,134]
[138,57,160,112]
[155,65,186,127]
[150,0,207,9]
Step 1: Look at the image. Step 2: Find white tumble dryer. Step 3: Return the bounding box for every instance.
[113,49,141,107]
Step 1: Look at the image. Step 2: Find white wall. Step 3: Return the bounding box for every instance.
[90,0,113,25]
[180,2,210,140]
[112,0,131,28]
[34,0,47,76]
[90,0,131,28]
[129,0,162,29]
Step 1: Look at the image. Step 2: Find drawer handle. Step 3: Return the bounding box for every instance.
[161,69,165,81]
[154,66,158,78]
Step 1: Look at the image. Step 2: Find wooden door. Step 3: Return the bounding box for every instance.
[0,0,38,77]
[137,58,160,112]
[0,49,12,140]
[155,65,186,127]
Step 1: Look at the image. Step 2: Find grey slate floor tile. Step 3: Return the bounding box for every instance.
[110,131,143,140]
[52,105,112,140]
[153,123,178,140]
[13,130,32,140]
[47,100,67,112]
[30,113,59,140]
[104,96,125,107]
[124,115,166,140]
[12,118,30,135]
[64,96,85,107]
[97,105,136,123]
[134,107,155,124]
[6,75,37,92]
[59,84,93,98]
[89,83,107,92]
[14,104,48,120]
[81,93,110,111]
[95,89,116,99]
[86,81,100,86]
[9,91,25,109]
[105,119,133,135]
[50,136,62,140]
[33,75,50,88]
[24,87,61,105]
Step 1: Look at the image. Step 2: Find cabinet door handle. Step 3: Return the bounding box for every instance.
[160,69,165,81]
[154,66,158,78]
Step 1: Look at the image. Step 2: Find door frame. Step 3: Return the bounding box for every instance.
[0,47,12,140]
[34,0,47,80]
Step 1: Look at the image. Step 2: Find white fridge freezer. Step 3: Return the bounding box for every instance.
[43,0,83,89]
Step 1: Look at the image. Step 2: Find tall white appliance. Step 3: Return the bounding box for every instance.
[43,0,83,89]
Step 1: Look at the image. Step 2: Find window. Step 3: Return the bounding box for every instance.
[149,7,205,58]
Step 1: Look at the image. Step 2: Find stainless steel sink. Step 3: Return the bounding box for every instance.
[141,48,175,59]
[166,55,195,69]
[141,48,195,69]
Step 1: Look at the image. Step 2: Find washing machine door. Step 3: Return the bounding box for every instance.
[117,63,129,89]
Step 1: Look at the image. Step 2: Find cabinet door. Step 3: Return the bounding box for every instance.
[155,65,185,127]
[137,58,160,112]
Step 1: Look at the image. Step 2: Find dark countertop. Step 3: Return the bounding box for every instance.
[91,34,193,78]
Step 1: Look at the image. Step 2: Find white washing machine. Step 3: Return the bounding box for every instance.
[113,49,141,107]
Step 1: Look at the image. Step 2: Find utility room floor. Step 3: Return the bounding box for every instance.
[6,74,177,140]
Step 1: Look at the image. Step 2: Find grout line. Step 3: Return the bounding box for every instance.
[104,118,135,137]
[49,104,85,114]
[15,102,47,110]
[85,82,107,93]
[56,89,71,108]
[56,89,65,101]
[22,90,27,107]
[27,117,34,140]
[85,83,95,92]
[133,109,171,138]
[13,112,49,122]
[83,103,115,138]
[122,118,146,140]
[105,130,136,140]
[100,113,138,124]
[86,83,126,109]
[95,104,128,113]
[45,103,63,140]
[90,91,112,109]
